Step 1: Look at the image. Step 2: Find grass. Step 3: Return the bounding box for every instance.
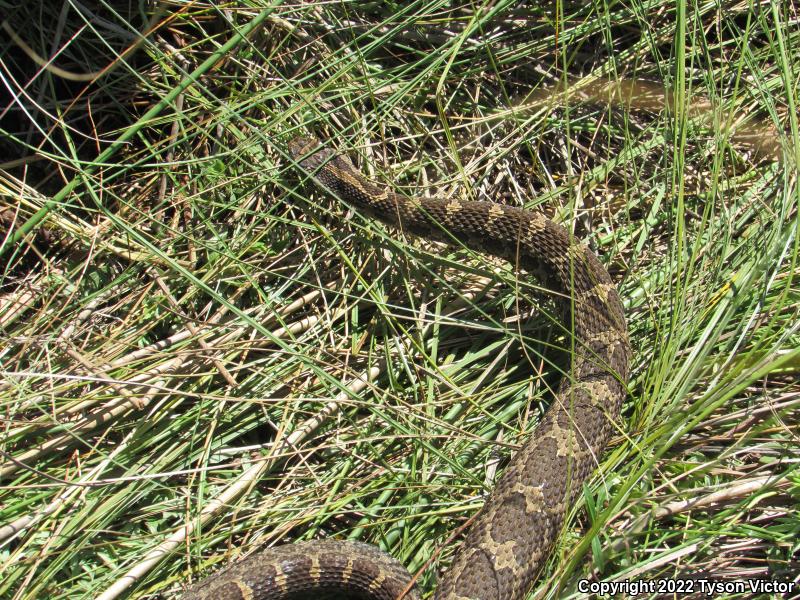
[1,1,798,599]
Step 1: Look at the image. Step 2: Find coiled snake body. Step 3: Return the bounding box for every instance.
[182,137,630,600]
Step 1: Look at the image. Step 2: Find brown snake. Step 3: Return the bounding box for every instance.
[181,137,630,600]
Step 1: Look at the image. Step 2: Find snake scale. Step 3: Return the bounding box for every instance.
[181,137,630,600]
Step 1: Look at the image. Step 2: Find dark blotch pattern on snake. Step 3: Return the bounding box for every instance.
[181,137,630,600]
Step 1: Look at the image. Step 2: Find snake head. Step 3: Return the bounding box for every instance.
[288,136,355,173]
[288,136,332,170]
[288,136,321,159]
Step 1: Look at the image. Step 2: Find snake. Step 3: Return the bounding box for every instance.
[181,137,630,600]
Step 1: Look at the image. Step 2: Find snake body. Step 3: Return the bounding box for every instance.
[182,137,630,600]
